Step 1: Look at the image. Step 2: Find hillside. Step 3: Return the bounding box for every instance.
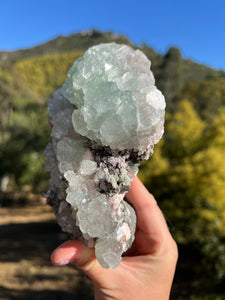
[0,30,132,63]
[1,29,224,88]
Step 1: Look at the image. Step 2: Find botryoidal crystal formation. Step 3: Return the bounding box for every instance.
[44,43,166,269]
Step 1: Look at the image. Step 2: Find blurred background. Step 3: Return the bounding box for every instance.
[0,0,225,299]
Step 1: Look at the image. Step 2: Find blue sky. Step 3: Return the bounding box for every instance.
[0,0,224,70]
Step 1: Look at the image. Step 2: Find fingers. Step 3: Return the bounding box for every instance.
[125,176,171,253]
[51,240,95,268]
[51,240,110,285]
[126,176,158,213]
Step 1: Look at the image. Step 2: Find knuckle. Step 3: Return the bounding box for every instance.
[78,255,98,273]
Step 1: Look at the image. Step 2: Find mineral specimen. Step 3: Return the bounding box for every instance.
[44,43,166,269]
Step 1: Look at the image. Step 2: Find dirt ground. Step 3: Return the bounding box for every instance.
[0,202,94,300]
[0,198,199,300]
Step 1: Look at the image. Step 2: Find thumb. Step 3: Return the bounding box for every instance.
[51,240,105,281]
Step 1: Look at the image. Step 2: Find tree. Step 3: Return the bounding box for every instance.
[14,51,83,97]
[0,67,13,141]
[163,100,205,160]
[139,101,225,286]
[180,78,225,121]
[157,47,182,108]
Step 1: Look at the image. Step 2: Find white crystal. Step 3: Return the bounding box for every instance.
[95,237,123,269]
[77,195,116,238]
[79,160,97,176]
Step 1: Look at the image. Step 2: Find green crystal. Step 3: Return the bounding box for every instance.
[62,43,165,151]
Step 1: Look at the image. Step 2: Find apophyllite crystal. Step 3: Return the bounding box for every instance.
[44,43,166,269]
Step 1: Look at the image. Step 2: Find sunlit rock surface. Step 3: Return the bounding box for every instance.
[44,43,166,269]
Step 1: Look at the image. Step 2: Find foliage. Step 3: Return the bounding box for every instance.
[0,81,50,192]
[164,100,206,159]
[140,101,225,287]
[15,51,83,97]
[157,47,182,105]
[182,58,225,85]
[0,66,14,140]
[180,78,225,120]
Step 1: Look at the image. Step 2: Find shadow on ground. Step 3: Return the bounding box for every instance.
[0,221,64,263]
[0,219,94,299]
[0,285,93,300]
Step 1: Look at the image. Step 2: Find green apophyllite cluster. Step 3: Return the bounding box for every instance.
[45,43,166,269]
[62,43,165,150]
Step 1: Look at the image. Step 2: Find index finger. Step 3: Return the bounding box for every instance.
[125,176,170,241]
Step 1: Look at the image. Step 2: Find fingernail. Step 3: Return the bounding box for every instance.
[58,260,70,266]
[51,246,77,266]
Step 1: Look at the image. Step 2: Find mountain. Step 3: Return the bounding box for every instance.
[0,30,132,64]
[1,30,224,95]
[1,28,225,113]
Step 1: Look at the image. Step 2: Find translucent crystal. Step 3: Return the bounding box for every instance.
[62,43,165,151]
[95,237,123,269]
[79,160,97,176]
[44,43,166,269]
[77,195,117,238]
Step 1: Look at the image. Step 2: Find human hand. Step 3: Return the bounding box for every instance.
[51,176,178,300]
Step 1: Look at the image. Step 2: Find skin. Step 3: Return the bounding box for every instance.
[51,176,178,300]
